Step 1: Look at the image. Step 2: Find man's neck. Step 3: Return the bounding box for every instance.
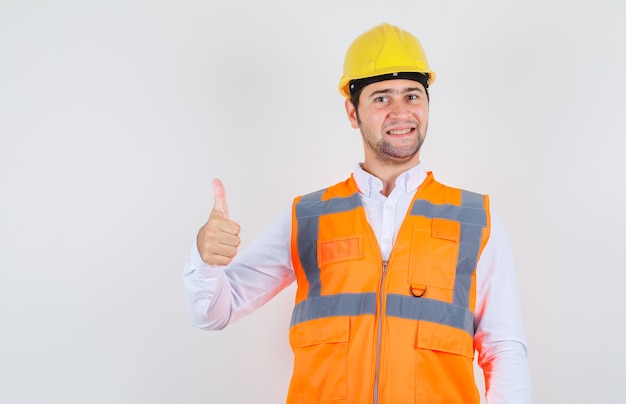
[361,158,420,197]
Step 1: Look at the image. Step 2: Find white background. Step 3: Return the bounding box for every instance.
[1,1,625,403]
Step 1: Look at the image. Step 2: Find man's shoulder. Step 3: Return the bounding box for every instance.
[297,176,357,201]
[423,173,489,200]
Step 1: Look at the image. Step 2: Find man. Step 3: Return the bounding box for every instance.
[184,22,531,403]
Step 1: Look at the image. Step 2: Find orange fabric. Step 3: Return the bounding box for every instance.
[287,174,490,403]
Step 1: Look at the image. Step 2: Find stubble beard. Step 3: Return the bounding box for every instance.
[360,120,427,166]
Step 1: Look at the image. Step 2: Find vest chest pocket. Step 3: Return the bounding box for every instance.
[408,218,460,291]
[288,316,350,403]
[318,236,363,267]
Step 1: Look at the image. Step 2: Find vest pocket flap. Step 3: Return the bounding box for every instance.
[432,218,460,242]
[290,316,350,348]
[288,317,350,402]
[318,236,363,267]
[416,321,474,358]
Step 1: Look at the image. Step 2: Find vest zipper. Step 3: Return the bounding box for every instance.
[373,260,388,404]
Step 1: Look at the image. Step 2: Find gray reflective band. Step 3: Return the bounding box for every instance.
[386,294,474,336]
[410,191,487,227]
[410,190,487,307]
[461,189,484,210]
[295,190,362,298]
[290,292,377,327]
[296,191,362,219]
[454,219,483,306]
[296,214,322,296]
[291,293,474,336]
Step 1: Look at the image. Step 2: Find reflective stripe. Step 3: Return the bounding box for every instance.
[410,190,486,308]
[461,189,484,210]
[290,292,474,335]
[410,195,487,226]
[295,190,362,298]
[386,294,474,336]
[296,191,362,218]
[296,214,322,297]
[290,292,377,327]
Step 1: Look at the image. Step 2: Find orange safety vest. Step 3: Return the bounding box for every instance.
[287,173,491,404]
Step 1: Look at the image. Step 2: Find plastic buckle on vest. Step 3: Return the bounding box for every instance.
[410,284,426,297]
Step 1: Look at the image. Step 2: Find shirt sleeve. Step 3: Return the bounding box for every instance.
[183,206,296,330]
[474,207,532,403]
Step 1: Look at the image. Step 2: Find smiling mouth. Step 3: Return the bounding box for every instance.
[387,128,414,135]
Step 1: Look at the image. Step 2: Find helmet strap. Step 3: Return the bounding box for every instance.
[349,72,429,98]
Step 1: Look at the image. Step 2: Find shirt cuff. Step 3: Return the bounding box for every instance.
[186,242,220,278]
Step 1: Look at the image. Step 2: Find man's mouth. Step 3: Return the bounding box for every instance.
[387,128,414,136]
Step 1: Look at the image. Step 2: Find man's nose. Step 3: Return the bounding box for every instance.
[389,102,411,119]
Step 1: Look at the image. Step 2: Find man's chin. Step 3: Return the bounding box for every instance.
[378,152,420,166]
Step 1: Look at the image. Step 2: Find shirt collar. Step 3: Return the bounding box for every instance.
[353,162,428,198]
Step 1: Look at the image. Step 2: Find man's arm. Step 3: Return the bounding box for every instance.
[183,179,295,330]
[474,208,532,403]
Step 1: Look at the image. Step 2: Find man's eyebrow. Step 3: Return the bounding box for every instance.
[367,87,424,98]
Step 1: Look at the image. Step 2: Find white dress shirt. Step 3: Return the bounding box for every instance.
[184,163,532,403]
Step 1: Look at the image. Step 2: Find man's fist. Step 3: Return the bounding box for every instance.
[196,179,241,265]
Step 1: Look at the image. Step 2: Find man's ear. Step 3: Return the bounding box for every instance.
[344,98,360,129]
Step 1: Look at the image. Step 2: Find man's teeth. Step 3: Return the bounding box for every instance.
[388,128,412,135]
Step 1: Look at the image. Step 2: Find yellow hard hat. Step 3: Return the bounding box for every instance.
[338,23,436,98]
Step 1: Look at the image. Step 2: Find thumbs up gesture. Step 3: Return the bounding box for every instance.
[197,179,241,265]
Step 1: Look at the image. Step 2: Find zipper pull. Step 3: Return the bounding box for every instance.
[382,260,388,273]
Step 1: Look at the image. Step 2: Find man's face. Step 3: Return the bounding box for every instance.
[345,79,429,167]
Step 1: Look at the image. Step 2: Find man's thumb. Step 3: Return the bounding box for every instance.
[212,178,229,219]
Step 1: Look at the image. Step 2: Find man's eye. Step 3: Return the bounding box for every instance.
[375,96,387,103]
[407,94,419,101]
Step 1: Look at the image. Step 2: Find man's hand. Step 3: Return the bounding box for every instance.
[196,179,241,266]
